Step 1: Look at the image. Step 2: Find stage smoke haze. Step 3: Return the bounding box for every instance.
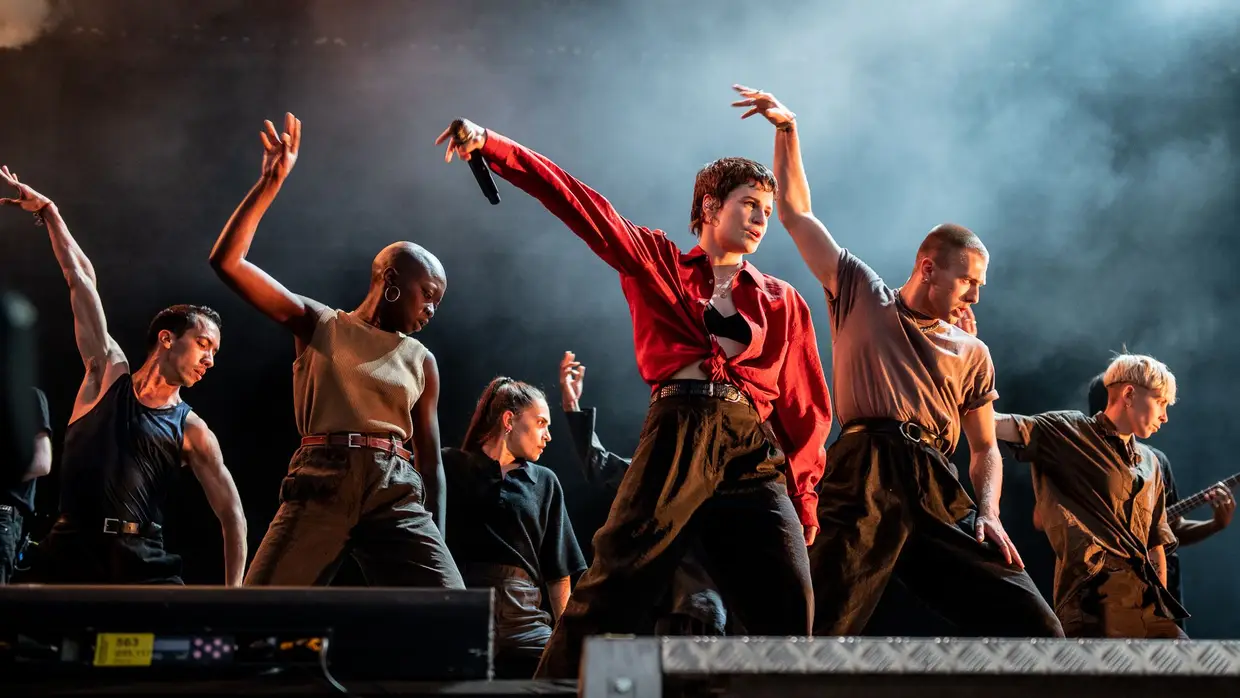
[1,0,1238,635]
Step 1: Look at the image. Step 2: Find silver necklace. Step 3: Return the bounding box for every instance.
[713,266,742,299]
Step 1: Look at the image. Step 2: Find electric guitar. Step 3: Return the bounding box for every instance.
[1168,472,1240,518]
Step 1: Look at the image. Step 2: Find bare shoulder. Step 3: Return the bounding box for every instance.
[182,411,218,449]
[71,361,131,424]
[420,348,438,371]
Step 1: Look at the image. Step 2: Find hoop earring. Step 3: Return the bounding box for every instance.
[384,286,401,303]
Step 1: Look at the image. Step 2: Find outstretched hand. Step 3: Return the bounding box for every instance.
[559,351,586,412]
[976,513,1025,569]
[731,84,797,128]
[0,166,52,213]
[435,118,487,163]
[260,112,301,183]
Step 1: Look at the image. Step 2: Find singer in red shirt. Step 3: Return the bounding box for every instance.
[438,114,831,679]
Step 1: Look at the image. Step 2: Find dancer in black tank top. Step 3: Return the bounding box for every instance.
[1,166,247,585]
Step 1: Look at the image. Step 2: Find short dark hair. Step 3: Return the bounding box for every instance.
[689,157,777,237]
[916,223,988,265]
[1087,372,1108,414]
[145,304,222,351]
[461,377,545,452]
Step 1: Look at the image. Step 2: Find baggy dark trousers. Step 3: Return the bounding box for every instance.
[30,519,183,585]
[810,429,1064,637]
[1058,563,1188,639]
[244,445,464,588]
[534,393,813,679]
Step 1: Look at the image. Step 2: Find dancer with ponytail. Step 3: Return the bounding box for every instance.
[442,377,586,678]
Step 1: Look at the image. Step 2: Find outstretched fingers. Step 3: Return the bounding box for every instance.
[282,112,301,154]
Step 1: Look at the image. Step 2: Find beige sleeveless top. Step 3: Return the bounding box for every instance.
[293,305,429,441]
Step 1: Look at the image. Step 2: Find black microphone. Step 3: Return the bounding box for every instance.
[452,119,500,206]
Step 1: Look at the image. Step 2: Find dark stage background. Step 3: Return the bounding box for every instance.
[2,0,1238,637]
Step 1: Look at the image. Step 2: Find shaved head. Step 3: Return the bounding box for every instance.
[372,241,445,285]
[916,223,988,265]
[368,241,447,334]
[909,223,989,323]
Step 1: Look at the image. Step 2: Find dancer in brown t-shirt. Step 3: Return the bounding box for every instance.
[735,85,1062,636]
[996,354,1186,638]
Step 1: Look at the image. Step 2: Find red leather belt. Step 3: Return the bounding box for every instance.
[301,433,412,461]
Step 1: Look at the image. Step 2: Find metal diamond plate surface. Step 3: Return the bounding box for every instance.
[661,637,1240,676]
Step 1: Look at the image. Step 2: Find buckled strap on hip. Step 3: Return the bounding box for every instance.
[841,418,948,453]
[651,380,750,406]
[301,433,412,461]
[56,515,153,536]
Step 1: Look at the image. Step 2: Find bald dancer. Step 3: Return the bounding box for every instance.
[210,112,463,588]
[735,86,1062,636]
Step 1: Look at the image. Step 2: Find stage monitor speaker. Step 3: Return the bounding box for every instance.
[0,585,494,682]
[582,636,1240,698]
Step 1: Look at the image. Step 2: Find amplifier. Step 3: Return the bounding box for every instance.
[0,585,494,683]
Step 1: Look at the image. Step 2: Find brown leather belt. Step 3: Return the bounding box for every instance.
[301,433,412,461]
[651,380,750,406]
[841,418,949,454]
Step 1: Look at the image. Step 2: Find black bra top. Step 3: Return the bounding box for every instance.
[704,304,752,345]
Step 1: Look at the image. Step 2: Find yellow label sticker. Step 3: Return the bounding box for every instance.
[93,633,155,667]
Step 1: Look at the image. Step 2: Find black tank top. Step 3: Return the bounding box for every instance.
[58,374,191,525]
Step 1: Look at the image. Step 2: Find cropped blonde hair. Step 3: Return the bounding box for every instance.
[1102,353,1177,405]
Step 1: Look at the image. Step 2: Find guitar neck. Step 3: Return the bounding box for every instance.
[1168,472,1240,518]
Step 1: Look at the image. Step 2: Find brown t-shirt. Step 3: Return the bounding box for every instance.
[1007,410,1177,606]
[827,249,998,451]
[292,301,429,441]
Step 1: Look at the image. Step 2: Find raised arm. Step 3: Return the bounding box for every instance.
[183,412,247,586]
[209,113,316,344]
[2,167,127,420]
[436,120,673,277]
[732,86,844,297]
[558,351,630,491]
[410,352,446,533]
[962,402,1025,569]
